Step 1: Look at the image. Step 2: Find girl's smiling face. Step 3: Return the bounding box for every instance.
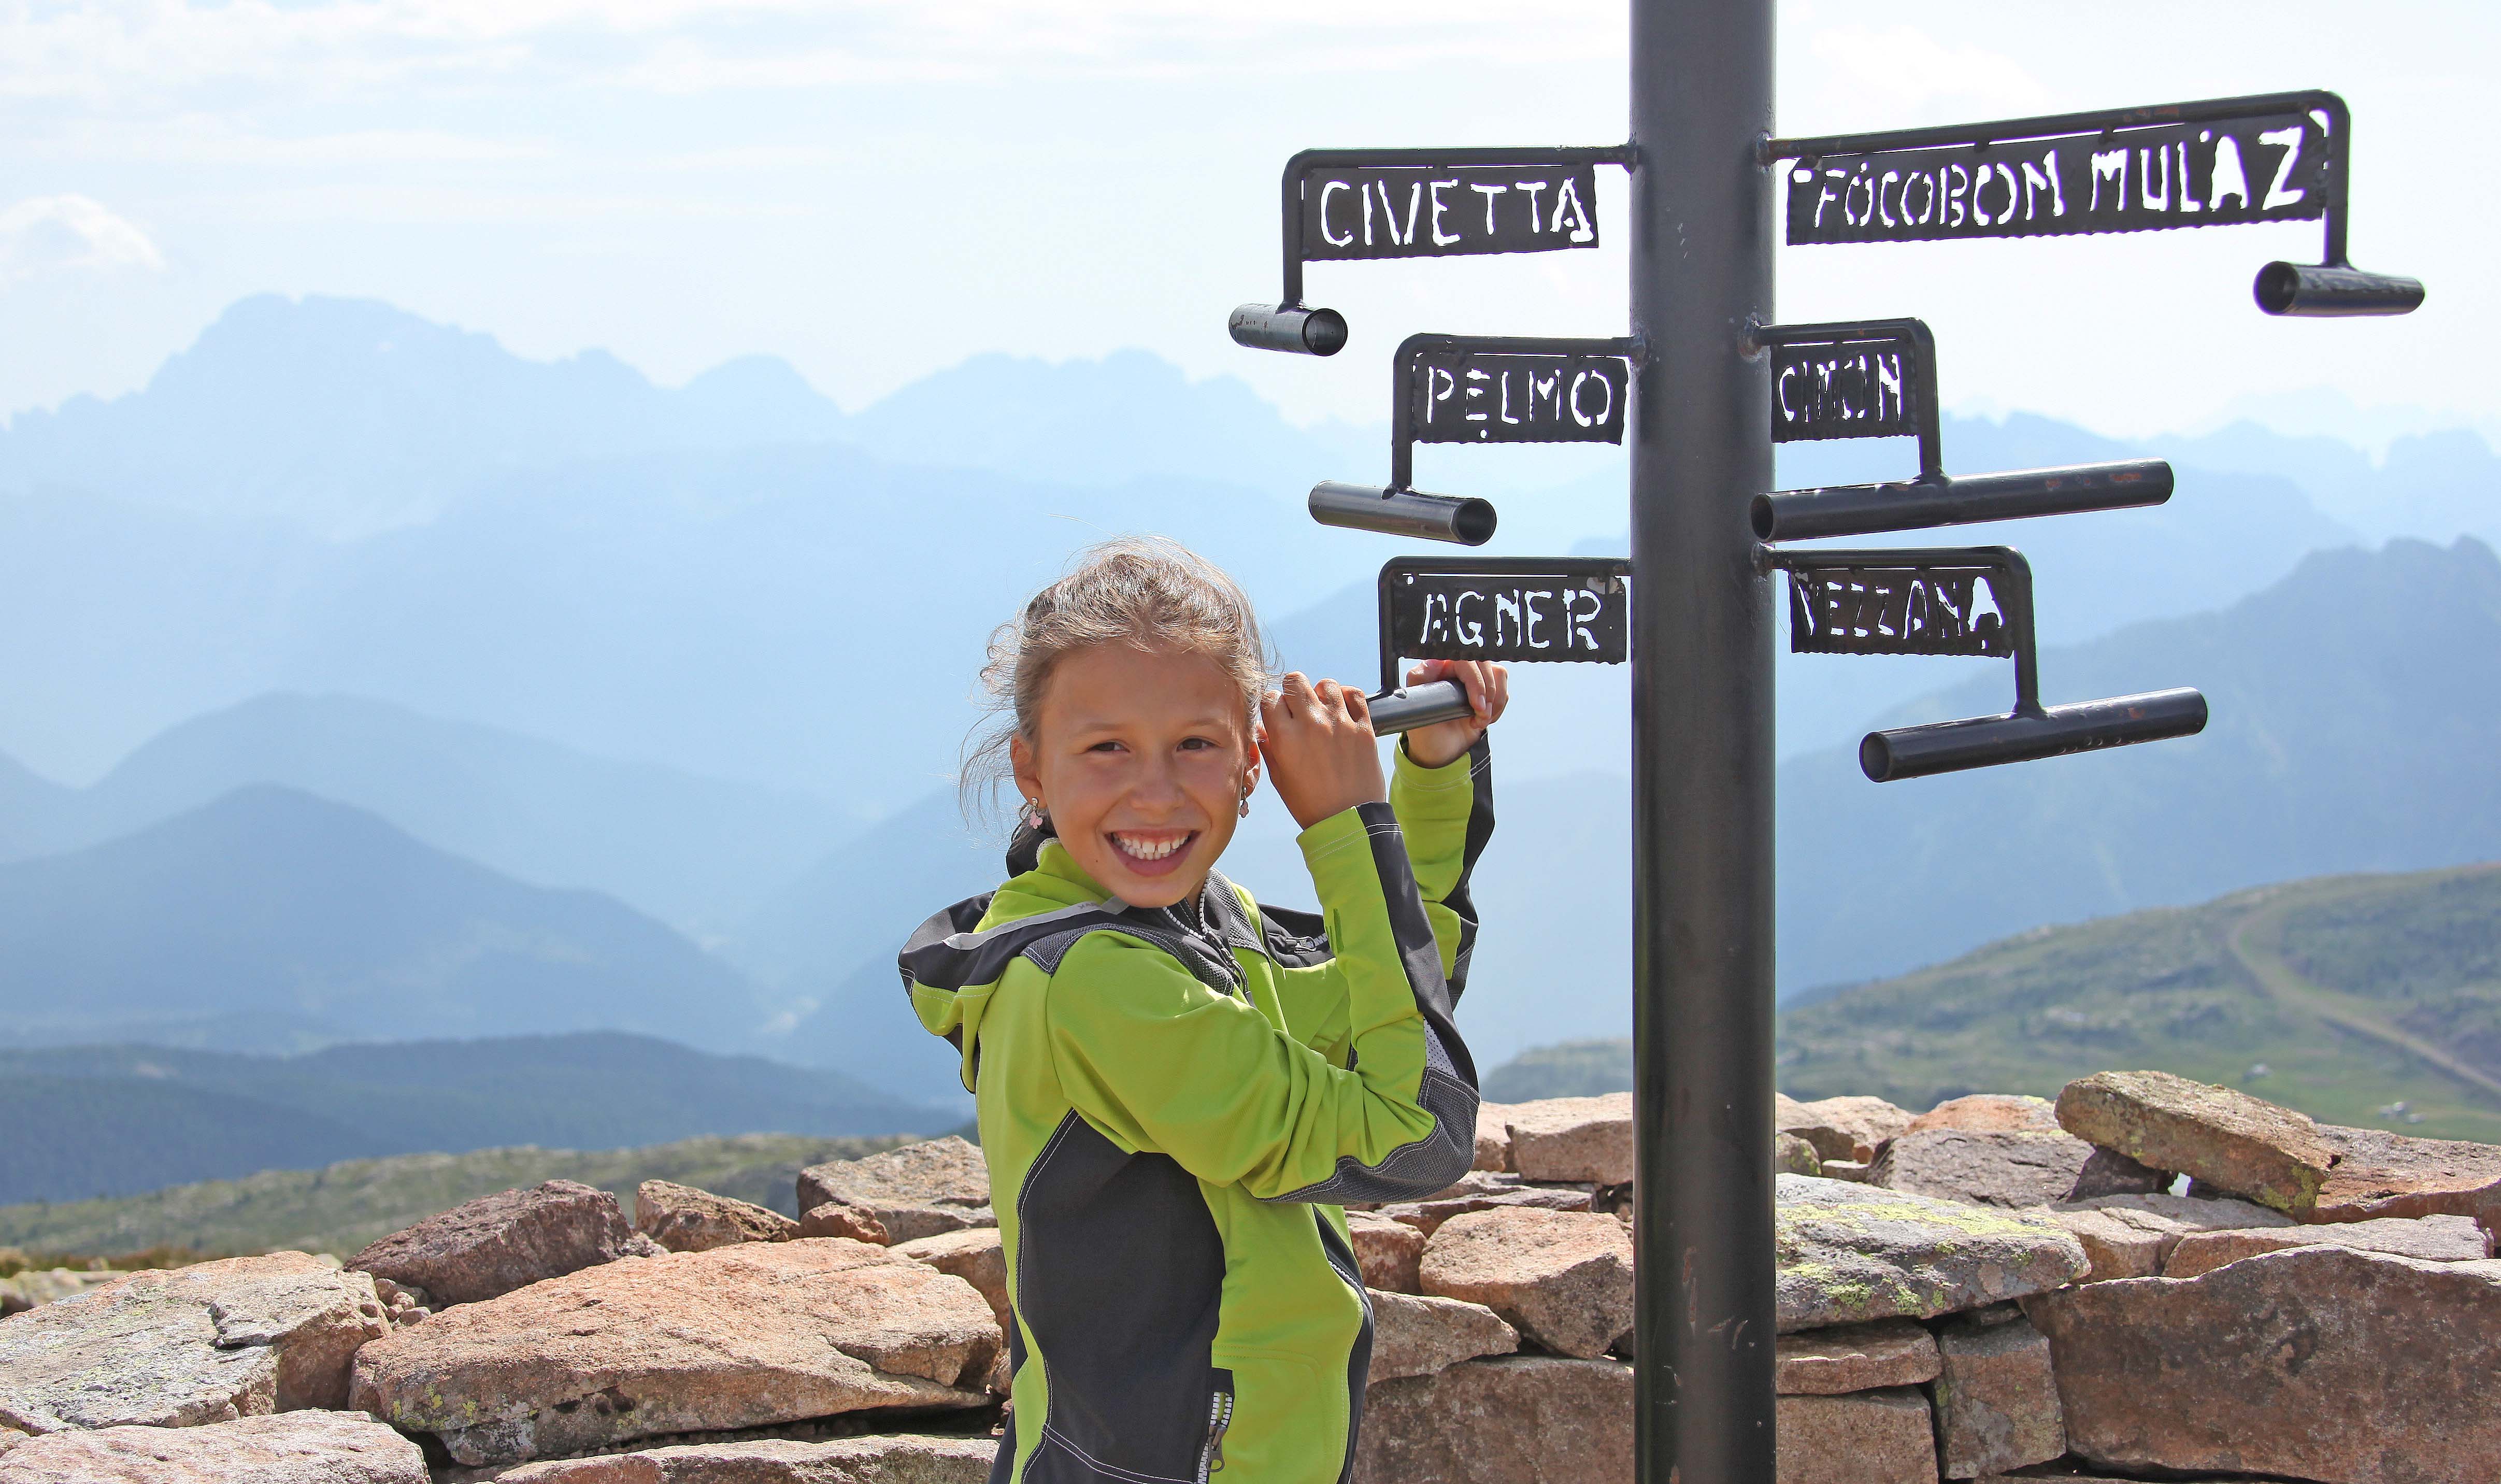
[1010,641,1260,909]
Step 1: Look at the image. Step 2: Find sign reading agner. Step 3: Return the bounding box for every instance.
[1411,349,1627,444]
[1786,108,2332,245]
[1392,572,1629,664]
[1304,164,1600,259]
[1787,563,2016,657]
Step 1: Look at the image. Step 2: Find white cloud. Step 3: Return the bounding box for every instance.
[0,195,163,280]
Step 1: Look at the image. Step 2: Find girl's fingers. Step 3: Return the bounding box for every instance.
[1485,664,1510,723]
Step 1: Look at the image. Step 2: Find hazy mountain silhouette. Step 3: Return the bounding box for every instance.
[0,786,770,1055]
[0,295,847,537]
[0,693,859,936]
[0,1032,946,1204]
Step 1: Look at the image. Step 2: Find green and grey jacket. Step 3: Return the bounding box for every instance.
[901,740,1492,1484]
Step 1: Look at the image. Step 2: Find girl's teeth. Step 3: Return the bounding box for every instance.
[1116,834,1185,861]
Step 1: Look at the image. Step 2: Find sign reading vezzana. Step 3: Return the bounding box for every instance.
[1304,164,1600,259]
[1391,570,1629,664]
[1410,349,1628,444]
[1786,108,2332,245]
[1787,563,2016,657]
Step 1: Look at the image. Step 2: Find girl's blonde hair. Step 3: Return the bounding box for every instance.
[962,536,1272,824]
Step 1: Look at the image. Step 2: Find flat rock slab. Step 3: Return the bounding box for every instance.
[2027,1246,2501,1484]
[0,1252,387,1433]
[350,1238,996,1467]
[1870,1129,2096,1209]
[637,1181,797,1253]
[2055,1071,2337,1215]
[1774,1319,1938,1396]
[2048,1192,2294,1281]
[1933,1314,2064,1479]
[1474,1102,1518,1172]
[492,1433,999,1483]
[1908,1095,2061,1137]
[348,1180,644,1306]
[891,1229,1009,1331]
[798,1139,993,1246]
[2311,1124,2501,1226]
[1420,1208,1633,1359]
[1774,1175,2088,1333]
[0,1410,426,1484]
[1346,1212,1424,1294]
[1779,1095,1915,1165]
[1366,1290,1518,1383]
[2164,1212,2490,1278]
[1374,1177,1593,1238]
[1353,1355,1629,1484]
[1503,1094,1633,1185]
[1777,1388,1936,1484]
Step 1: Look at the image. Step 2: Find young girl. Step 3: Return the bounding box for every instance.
[903,537,1505,1484]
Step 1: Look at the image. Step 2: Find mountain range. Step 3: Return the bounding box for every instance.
[1,292,2495,1101]
[0,1033,942,1206]
[1481,860,2501,1146]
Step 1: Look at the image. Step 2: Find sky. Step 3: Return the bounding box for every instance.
[1,0,2493,450]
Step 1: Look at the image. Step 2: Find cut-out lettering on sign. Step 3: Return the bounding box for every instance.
[1392,573,1629,664]
[1411,350,1627,444]
[1305,165,1600,259]
[1771,340,1916,443]
[1788,565,2016,657]
[1786,110,2332,244]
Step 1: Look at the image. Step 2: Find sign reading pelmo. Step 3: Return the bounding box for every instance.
[1411,347,1627,444]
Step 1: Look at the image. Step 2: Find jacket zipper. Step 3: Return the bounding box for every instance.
[1197,1383,1234,1482]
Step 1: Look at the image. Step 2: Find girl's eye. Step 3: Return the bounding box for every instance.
[1178,737,1217,752]
[1087,740,1126,754]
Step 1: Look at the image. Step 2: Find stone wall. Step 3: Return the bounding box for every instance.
[0,1080,2492,1483]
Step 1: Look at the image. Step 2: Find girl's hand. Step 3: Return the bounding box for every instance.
[1259,673,1388,831]
[1399,660,1508,769]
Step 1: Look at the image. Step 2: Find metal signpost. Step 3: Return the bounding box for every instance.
[1222,4,2422,1478]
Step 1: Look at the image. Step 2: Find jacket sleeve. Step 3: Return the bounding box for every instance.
[1046,801,1480,1204]
[1264,737,1497,1060]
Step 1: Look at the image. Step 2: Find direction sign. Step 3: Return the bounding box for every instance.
[1787,560,2016,657]
[1757,320,1934,455]
[1305,164,1599,259]
[1376,556,1632,688]
[1780,103,2330,246]
[1411,346,1627,445]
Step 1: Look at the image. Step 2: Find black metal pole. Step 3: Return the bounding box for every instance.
[1630,1,1778,1482]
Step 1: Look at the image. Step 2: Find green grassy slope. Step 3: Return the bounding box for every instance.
[1484,862,2501,1143]
[0,1133,907,1260]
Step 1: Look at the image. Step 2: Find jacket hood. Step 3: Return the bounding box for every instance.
[901,827,1117,1091]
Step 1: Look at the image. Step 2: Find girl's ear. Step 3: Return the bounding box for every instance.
[1009,733,1041,803]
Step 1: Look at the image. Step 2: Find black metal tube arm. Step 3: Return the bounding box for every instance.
[1366,680,1475,736]
[1753,459,2171,542]
[1861,688,2209,781]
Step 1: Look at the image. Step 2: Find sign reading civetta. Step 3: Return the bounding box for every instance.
[1410,348,1627,445]
[1304,163,1599,259]
[1785,107,2332,246]
[1788,562,2015,657]
[1390,566,1630,665]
